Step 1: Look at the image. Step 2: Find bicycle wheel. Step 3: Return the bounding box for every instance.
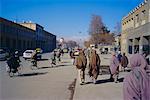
[8,71,14,77]
[18,64,23,74]
[30,63,38,70]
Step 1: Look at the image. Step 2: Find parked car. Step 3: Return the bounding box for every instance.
[73,50,79,56]
[63,48,69,53]
[0,49,9,60]
[23,50,35,60]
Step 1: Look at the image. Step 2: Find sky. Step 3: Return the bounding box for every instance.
[1,0,143,41]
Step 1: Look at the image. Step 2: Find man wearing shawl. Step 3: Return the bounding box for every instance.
[109,52,120,83]
[123,54,150,100]
[121,53,129,72]
[75,50,87,85]
[88,49,101,84]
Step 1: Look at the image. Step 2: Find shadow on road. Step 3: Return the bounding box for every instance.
[96,78,112,84]
[60,61,70,63]
[38,64,72,69]
[18,72,48,77]
[118,77,124,82]
[37,58,49,61]
[38,66,52,69]
[95,77,124,84]
[54,64,72,68]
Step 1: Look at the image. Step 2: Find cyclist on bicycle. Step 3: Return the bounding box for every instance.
[51,50,56,66]
[31,50,38,67]
[15,50,21,62]
[6,53,20,75]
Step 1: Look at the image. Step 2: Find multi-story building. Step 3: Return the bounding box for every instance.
[20,22,56,52]
[0,17,56,53]
[121,0,150,55]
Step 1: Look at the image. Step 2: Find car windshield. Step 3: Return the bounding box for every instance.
[25,51,33,53]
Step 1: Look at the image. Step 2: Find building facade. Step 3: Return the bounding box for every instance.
[0,17,56,53]
[121,0,150,55]
[20,22,56,52]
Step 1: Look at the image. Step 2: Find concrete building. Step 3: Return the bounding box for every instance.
[121,0,150,55]
[20,22,56,52]
[0,17,56,53]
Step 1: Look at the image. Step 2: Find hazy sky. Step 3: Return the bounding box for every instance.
[1,0,143,41]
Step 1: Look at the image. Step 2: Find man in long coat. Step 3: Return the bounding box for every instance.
[121,53,128,72]
[75,50,87,85]
[89,49,101,84]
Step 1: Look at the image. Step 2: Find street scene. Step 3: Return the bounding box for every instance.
[0,52,128,100]
[0,0,150,100]
[0,53,77,100]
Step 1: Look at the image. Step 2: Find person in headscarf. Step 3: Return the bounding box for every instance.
[75,50,87,85]
[88,49,101,84]
[123,54,150,100]
[109,52,120,83]
[121,53,128,72]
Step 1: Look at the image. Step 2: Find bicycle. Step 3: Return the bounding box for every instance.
[30,59,38,70]
[6,63,23,77]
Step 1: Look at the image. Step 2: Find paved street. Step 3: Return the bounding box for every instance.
[73,53,129,100]
[73,70,128,100]
[0,53,77,100]
[0,53,129,100]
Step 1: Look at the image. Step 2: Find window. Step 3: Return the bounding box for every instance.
[18,40,21,49]
[1,37,4,47]
[142,10,146,20]
[27,41,30,48]
[13,39,16,48]
[135,14,139,23]
[23,40,26,48]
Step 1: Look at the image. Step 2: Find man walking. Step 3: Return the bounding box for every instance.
[121,53,128,72]
[75,50,87,85]
[88,49,101,84]
[109,52,120,83]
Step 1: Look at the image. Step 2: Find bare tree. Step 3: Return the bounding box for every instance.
[113,22,121,35]
[89,15,104,35]
[88,14,114,45]
[66,40,78,48]
[84,41,90,48]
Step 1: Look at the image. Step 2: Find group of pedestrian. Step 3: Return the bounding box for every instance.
[74,48,101,85]
[51,49,63,66]
[74,48,130,85]
[109,51,129,83]
[74,49,150,99]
